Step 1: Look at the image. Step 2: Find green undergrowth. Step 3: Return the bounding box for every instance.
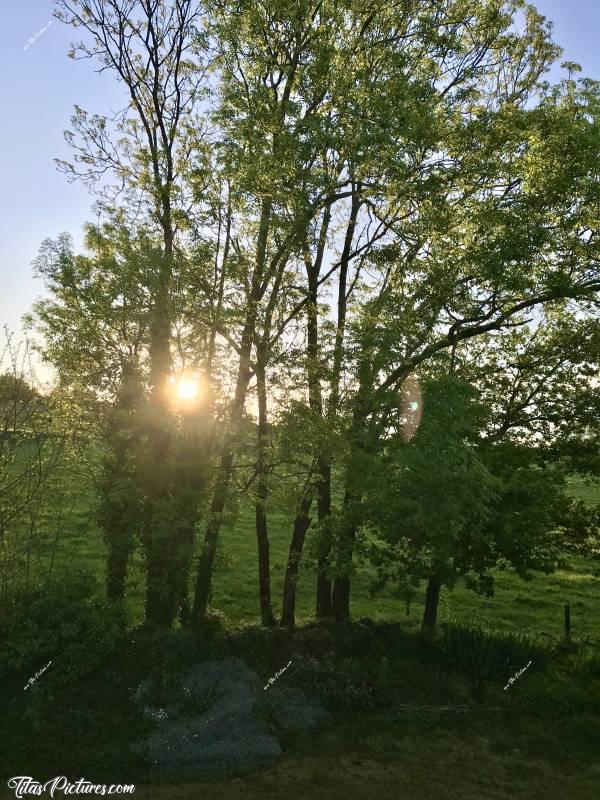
[2,611,599,789]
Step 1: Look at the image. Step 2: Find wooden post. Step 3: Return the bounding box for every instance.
[564,603,571,640]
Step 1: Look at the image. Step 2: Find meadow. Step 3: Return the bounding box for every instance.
[44,472,600,641]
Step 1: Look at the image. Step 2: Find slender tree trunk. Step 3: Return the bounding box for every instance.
[315,456,332,617]
[207,187,231,381]
[143,214,177,625]
[192,339,253,623]
[330,501,360,623]
[422,577,442,636]
[255,352,276,626]
[284,207,335,621]
[317,188,360,618]
[331,348,371,624]
[251,240,289,627]
[192,199,272,625]
[175,414,209,625]
[281,490,313,627]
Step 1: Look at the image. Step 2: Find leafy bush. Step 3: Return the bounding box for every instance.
[290,655,374,712]
[0,571,144,780]
[0,570,125,698]
[514,665,600,719]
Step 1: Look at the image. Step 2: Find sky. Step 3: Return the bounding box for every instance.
[1,0,600,345]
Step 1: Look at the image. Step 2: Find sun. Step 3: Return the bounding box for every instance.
[168,373,201,403]
[176,378,199,401]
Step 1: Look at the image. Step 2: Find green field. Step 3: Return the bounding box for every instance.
[43,472,600,641]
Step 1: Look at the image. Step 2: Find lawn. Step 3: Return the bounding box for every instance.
[130,717,600,800]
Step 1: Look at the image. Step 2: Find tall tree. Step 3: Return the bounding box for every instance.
[55,0,210,624]
[330,58,600,621]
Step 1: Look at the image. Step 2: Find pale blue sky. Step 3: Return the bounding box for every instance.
[1,0,599,338]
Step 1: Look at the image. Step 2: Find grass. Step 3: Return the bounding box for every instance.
[127,724,600,800]
[35,473,600,642]
[7,469,597,800]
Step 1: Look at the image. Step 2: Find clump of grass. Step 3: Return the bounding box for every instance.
[438,621,549,699]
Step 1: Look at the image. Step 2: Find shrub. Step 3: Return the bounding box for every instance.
[0,569,126,698]
[289,655,374,712]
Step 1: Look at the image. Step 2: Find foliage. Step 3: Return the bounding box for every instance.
[438,622,548,699]
[14,0,600,638]
[0,570,125,697]
[360,377,500,594]
[0,332,92,603]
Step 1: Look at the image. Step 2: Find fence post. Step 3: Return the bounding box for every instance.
[564,603,571,640]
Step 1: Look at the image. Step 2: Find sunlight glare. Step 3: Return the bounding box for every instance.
[176,378,199,401]
[399,374,422,441]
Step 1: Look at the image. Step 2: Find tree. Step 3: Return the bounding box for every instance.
[330,66,600,620]
[361,376,598,635]
[54,0,211,624]
[41,0,600,632]
[32,226,151,601]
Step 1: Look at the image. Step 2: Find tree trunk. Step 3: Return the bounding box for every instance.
[255,354,276,626]
[422,576,442,636]
[301,208,334,620]
[315,456,332,618]
[332,573,352,622]
[317,189,360,618]
[143,225,176,626]
[207,187,231,380]
[192,199,272,625]
[192,374,253,625]
[330,349,371,625]
[281,491,313,627]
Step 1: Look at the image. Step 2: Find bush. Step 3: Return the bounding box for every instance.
[514,665,600,719]
[0,571,143,780]
[0,570,126,698]
[289,655,375,712]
